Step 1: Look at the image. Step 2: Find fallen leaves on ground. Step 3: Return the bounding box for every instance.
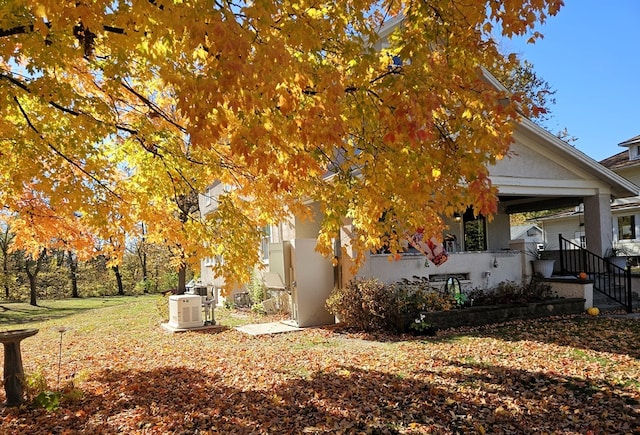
[1,296,640,434]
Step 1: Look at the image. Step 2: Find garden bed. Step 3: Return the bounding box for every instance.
[400,297,586,332]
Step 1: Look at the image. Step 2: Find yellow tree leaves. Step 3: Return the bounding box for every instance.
[0,1,563,284]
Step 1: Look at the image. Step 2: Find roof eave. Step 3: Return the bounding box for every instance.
[518,117,640,199]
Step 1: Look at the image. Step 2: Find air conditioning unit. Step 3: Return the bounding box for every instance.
[168,295,202,329]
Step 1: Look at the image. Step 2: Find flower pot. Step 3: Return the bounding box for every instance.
[532,259,555,278]
[607,256,628,269]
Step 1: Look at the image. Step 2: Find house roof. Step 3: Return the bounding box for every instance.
[510,224,542,240]
[538,197,640,222]
[619,134,640,147]
[480,70,640,203]
[519,118,639,198]
[488,116,640,215]
[376,16,640,204]
[599,150,638,171]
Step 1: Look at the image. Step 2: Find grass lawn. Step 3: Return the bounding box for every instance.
[1,294,639,434]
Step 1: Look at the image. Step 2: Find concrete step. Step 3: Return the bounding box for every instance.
[593,290,636,311]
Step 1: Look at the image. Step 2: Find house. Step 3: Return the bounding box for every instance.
[198,21,639,326]
[538,135,640,261]
[198,123,638,327]
[510,224,544,248]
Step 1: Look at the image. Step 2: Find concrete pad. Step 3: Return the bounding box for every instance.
[161,323,222,333]
[236,321,303,336]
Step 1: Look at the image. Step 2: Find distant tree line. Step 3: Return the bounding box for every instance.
[0,226,187,305]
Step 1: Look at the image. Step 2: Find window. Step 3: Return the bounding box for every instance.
[204,255,224,267]
[260,225,272,262]
[205,186,212,206]
[618,215,636,240]
[463,208,487,251]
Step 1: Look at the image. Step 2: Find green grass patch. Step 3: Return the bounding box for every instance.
[0,296,139,327]
[570,348,613,366]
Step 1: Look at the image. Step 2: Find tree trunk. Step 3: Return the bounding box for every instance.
[24,250,45,307]
[1,225,11,299]
[137,223,148,292]
[3,250,9,299]
[27,271,37,306]
[137,247,148,293]
[112,265,124,296]
[177,262,186,295]
[67,250,79,298]
[174,190,199,295]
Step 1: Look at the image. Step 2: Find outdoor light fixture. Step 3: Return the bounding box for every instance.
[493,257,498,268]
[454,212,461,222]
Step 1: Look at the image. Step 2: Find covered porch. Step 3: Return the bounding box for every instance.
[347,118,638,292]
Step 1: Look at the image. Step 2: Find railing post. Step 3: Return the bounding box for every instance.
[558,234,564,273]
[626,266,633,313]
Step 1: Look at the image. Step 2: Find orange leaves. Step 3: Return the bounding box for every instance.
[4,297,640,434]
[0,0,562,284]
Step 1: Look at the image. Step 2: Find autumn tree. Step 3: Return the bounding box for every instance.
[23,249,46,306]
[133,223,149,291]
[494,59,555,123]
[0,223,14,298]
[67,250,80,298]
[0,0,564,288]
[494,59,577,143]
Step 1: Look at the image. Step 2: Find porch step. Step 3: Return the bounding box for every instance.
[592,289,638,311]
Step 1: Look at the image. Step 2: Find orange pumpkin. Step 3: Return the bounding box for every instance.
[578,271,587,280]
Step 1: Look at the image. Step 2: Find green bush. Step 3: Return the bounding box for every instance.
[134,278,155,294]
[246,270,266,306]
[24,367,85,411]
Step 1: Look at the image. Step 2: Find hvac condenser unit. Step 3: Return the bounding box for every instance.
[168,294,203,329]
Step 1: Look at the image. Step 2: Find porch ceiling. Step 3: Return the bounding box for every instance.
[499,195,583,214]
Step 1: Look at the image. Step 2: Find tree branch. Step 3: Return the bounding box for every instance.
[120,81,187,134]
[13,96,122,200]
[0,72,138,134]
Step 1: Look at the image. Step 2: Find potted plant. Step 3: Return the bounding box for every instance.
[528,243,555,278]
[605,245,630,269]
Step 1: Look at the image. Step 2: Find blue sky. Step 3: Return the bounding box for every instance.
[500,0,640,162]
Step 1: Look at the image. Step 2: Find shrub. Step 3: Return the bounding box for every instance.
[251,302,266,314]
[394,278,455,314]
[134,278,155,294]
[246,270,266,306]
[327,277,458,333]
[467,280,554,306]
[24,367,86,411]
[326,278,396,332]
[156,294,170,321]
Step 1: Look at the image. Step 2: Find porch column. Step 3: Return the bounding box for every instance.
[583,192,612,257]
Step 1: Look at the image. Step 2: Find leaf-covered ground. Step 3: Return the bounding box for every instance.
[1,295,639,434]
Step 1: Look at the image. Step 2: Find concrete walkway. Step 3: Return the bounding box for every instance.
[601,312,640,319]
[236,321,304,336]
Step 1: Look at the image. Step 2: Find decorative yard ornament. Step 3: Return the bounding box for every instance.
[586,307,600,316]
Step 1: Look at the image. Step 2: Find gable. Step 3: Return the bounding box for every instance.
[488,120,638,201]
[492,138,580,181]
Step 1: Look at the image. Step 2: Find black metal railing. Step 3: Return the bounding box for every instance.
[559,234,633,313]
